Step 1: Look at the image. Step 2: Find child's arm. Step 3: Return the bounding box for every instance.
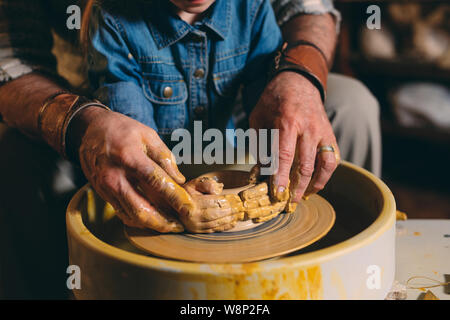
[241,0,283,114]
[88,8,158,131]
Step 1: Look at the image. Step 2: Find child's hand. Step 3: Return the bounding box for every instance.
[182,177,245,233]
[183,194,245,233]
[184,176,224,195]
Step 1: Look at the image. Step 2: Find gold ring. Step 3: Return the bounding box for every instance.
[317,145,335,153]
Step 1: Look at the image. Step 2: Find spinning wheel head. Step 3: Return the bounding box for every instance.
[125,193,336,263]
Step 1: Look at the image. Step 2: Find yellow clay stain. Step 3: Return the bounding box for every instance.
[241,262,260,274]
[296,269,309,300]
[261,279,279,299]
[413,232,421,236]
[201,264,322,300]
[306,266,323,300]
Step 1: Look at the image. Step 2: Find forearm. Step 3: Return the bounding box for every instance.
[281,14,337,68]
[0,73,66,138]
[0,73,108,161]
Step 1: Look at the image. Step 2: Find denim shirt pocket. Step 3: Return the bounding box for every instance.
[142,73,188,136]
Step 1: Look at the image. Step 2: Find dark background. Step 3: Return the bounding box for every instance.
[333,0,450,219]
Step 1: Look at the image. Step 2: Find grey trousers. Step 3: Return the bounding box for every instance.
[0,73,381,298]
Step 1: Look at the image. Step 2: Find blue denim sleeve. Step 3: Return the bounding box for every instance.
[242,0,283,114]
[88,8,158,130]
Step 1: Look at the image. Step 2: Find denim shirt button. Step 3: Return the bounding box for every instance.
[163,86,173,98]
[194,68,205,79]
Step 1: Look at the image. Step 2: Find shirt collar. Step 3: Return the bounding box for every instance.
[148,0,231,50]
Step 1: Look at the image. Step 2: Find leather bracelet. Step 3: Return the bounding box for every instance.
[38,93,110,159]
[62,99,111,161]
[270,41,329,102]
[285,40,329,67]
[37,91,70,134]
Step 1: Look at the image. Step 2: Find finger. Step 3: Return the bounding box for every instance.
[272,125,297,195]
[201,207,233,221]
[115,209,144,228]
[307,143,338,195]
[224,194,245,213]
[95,170,184,233]
[269,175,290,202]
[95,187,134,224]
[197,212,242,230]
[123,153,196,217]
[246,201,287,219]
[290,135,317,203]
[199,195,245,221]
[242,195,271,210]
[116,178,184,233]
[142,132,186,184]
[206,220,238,233]
[239,182,268,200]
[184,177,224,195]
[192,194,230,209]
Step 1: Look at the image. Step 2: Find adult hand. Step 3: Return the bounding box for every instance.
[71,108,238,233]
[72,108,190,232]
[249,71,340,204]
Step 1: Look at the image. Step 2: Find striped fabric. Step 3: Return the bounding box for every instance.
[271,0,341,28]
[0,0,340,85]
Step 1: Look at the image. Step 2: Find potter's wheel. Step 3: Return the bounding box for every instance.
[67,162,397,299]
[125,194,335,263]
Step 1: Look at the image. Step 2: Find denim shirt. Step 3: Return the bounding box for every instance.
[89,0,283,143]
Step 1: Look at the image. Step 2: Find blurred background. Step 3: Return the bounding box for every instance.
[333,0,449,219]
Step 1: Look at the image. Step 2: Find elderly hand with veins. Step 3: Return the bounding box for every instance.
[75,108,241,233]
[250,72,341,207]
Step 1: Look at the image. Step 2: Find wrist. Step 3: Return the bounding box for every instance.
[270,41,328,102]
[37,92,109,162]
[271,71,322,103]
[66,105,110,164]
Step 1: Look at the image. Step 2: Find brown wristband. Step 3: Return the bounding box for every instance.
[38,93,109,159]
[271,42,329,102]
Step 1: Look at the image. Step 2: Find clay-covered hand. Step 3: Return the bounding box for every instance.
[182,177,244,233]
[184,176,224,195]
[75,108,195,233]
[239,182,287,223]
[185,194,245,233]
[248,164,297,216]
[250,72,340,205]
